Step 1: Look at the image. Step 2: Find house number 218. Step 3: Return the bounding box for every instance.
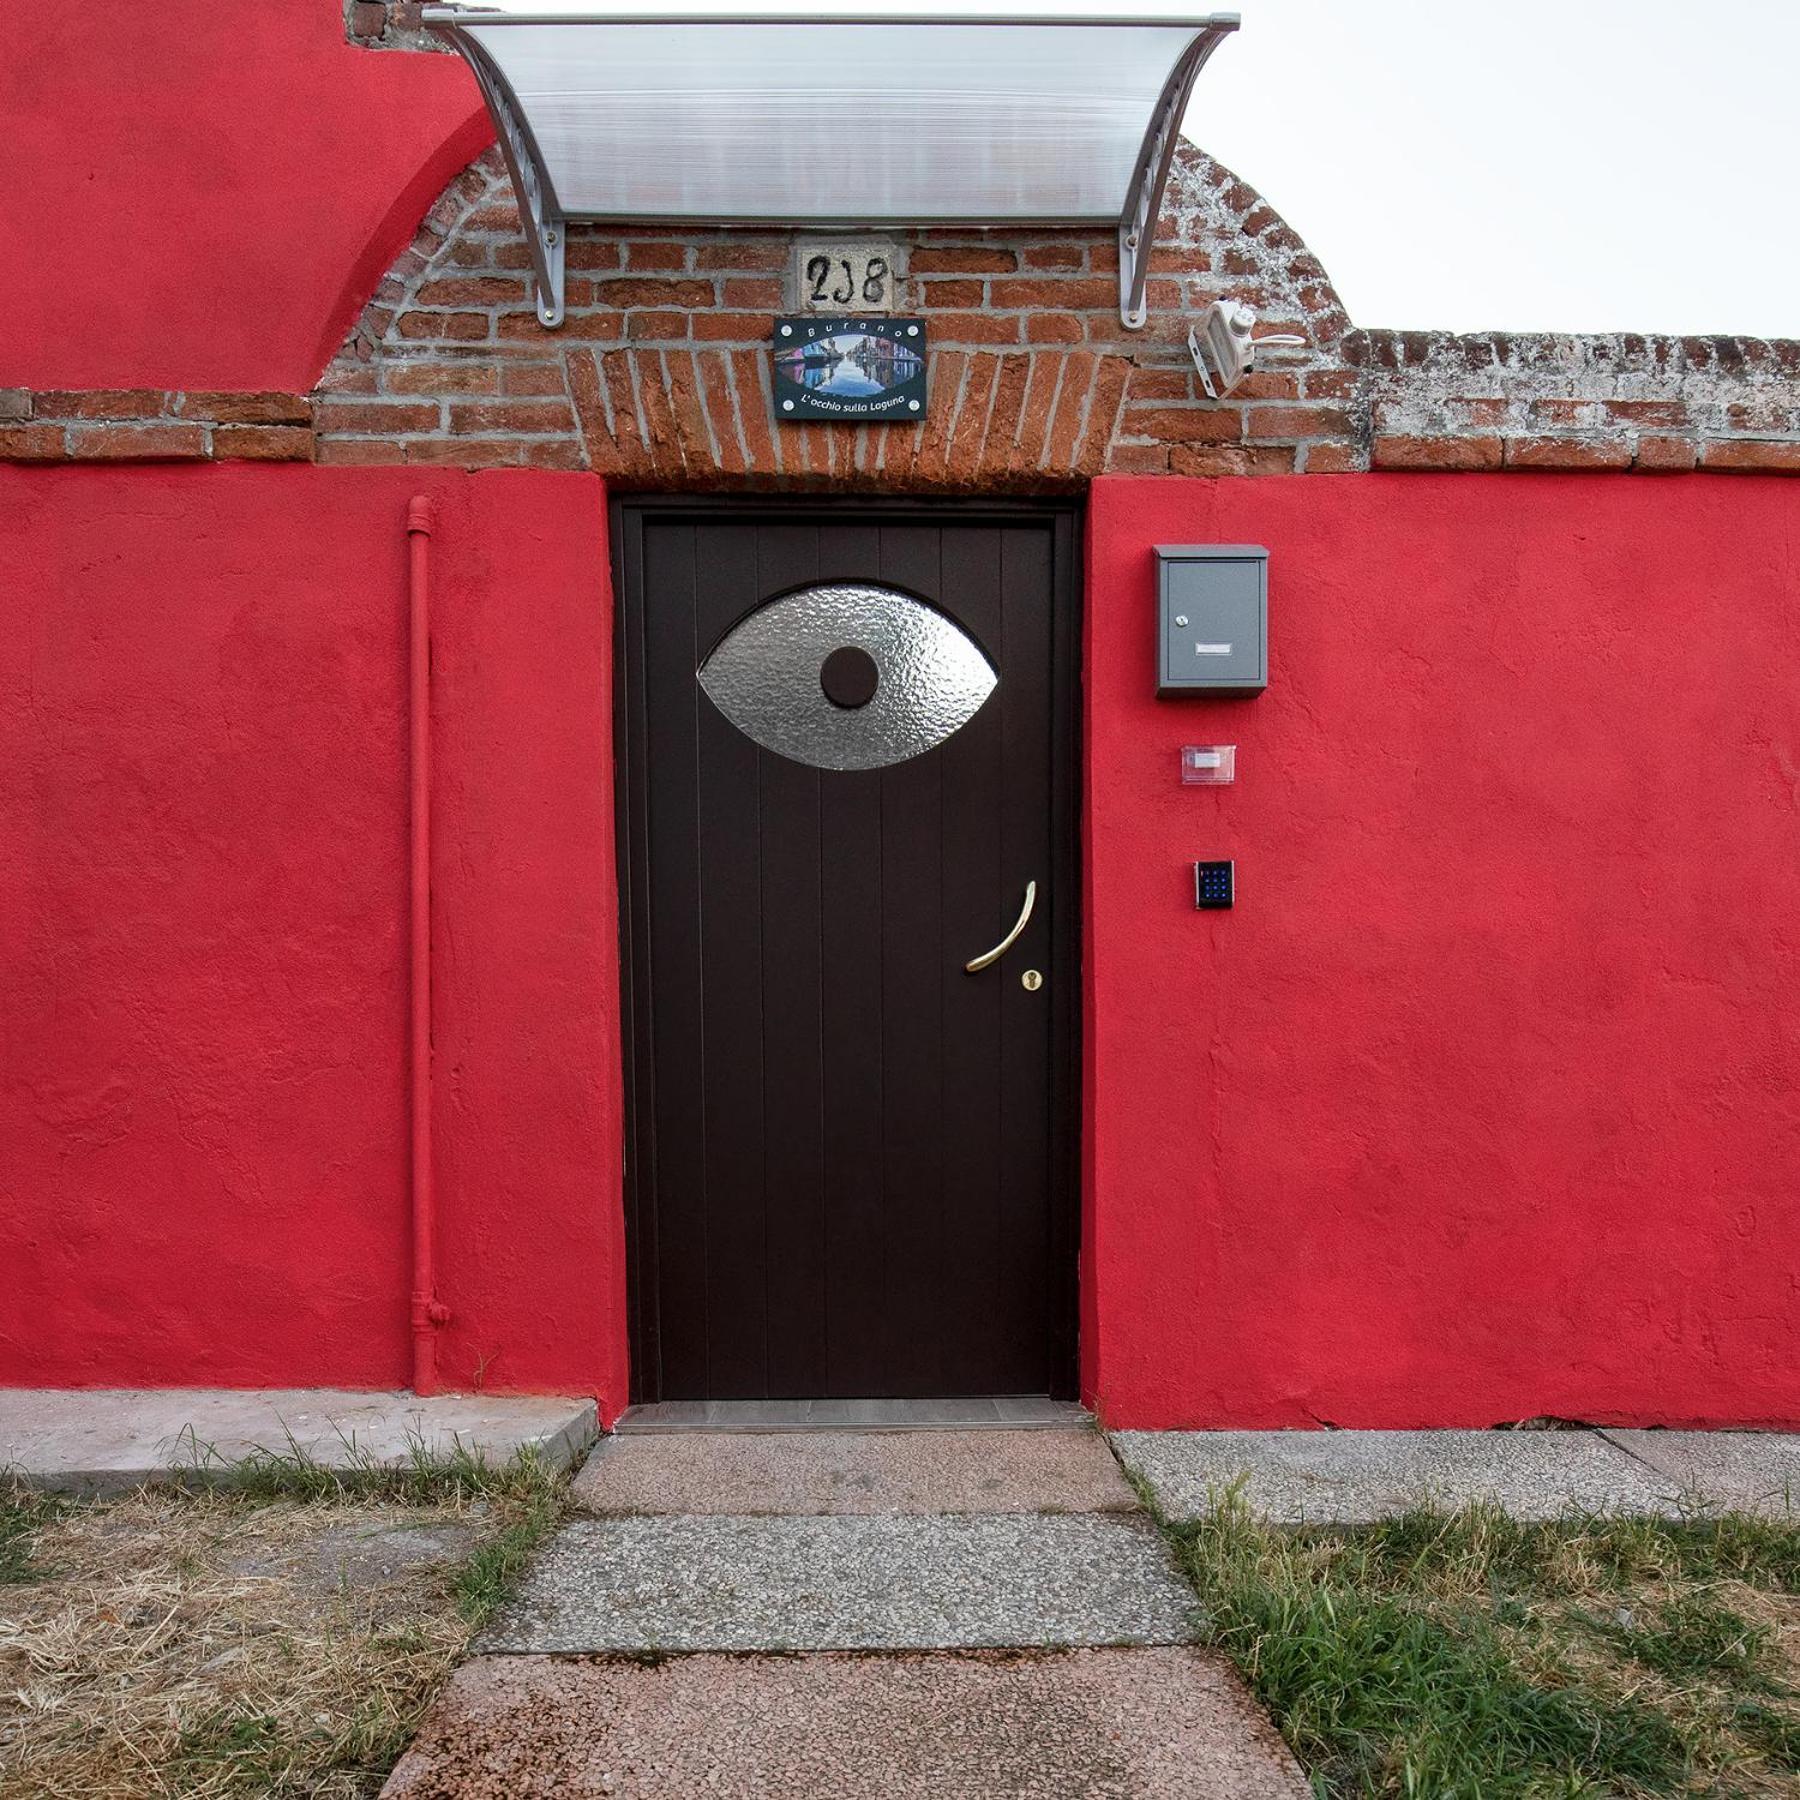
[793,241,902,315]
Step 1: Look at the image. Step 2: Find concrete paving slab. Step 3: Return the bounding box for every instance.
[1603,1430,1800,1515]
[0,1389,597,1494]
[1113,1429,1675,1524]
[382,1648,1309,1798]
[572,1426,1136,1515]
[480,1512,1198,1652]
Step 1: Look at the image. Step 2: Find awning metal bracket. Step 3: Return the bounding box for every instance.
[1117,20,1234,329]
[442,30,567,326]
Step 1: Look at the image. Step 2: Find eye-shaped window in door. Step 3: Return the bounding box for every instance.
[698,582,997,772]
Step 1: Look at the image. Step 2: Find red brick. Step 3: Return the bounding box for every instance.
[1604,399,1688,428]
[349,2,387,37]
[1699,439,1800,473]
[1008,353,1062,475]
[621,311,691,341]
[534,313,624,343]
[635,353,689,480]
[696,348,747,476]
[404,438,527,467]
[1301,442,1366,474]
[977,354,1032,480]
[315,399,440,434]
[918,279,985,308]
[1023,244,1085,271]
[447,400,576,434]
[1024,314,1084,345]
[414,276,532,307]
[1120,406,1241,445]
[695,239,789,272]
[499,362,568,396]
[0,425,65,460]
[729,348,778,474]
[1245,405,1352,440]
[1301,369,1358,401]
[1075,357,1131,476]
[940,355,1000,485]
[914,345,972,482]
[212,425,314,461]
[909,247,1017,275]
[722,278,783,309]
[689,312,776,342]
[36,389,168,420]
[566,241,624,272]
[397,312,490,341]
[625,242,689,271]
[177,390,311,424]
[384,362,502,395]
[1044,351,1097,472]
[1169,444,1296,477]
[988,277,1116,311]
[926,312,1021,345]
[1108,443,1171,474]
[316,438,406,465]
[315,362,380,395]
[1372,434,1503,472]
[588,277,717,309]
[521,440,587,470]
[663,352,715,471]
[68,424,207,460]
[463,204,522,233]
[1503,435,1632,471]
[1633,435,1697,472]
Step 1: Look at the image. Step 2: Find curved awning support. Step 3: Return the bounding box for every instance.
[446,30,567,326]
[421,4,1240,331]
[1118,23,1234,329]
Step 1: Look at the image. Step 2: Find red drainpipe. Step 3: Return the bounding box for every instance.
[408,495,450,1394]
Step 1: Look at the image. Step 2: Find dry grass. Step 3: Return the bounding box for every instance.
[0,1458,564,1799]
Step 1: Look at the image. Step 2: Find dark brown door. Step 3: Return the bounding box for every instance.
[615,499,1079,1401]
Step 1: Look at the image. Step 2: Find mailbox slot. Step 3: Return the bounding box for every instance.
[1156,545,1268,695]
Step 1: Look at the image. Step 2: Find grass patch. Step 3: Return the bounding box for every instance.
[0,1445,570,1797]
[1160,1487,1800,1798]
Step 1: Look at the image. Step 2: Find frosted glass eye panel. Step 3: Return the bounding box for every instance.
[699,583,996,771]
[455,18,1207,219]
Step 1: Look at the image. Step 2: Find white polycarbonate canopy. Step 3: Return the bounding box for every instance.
[420,2,1239,329]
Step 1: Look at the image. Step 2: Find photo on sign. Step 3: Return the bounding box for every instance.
[772,318,926,423]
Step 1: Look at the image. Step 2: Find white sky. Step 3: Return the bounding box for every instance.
[1191,0,1800,335]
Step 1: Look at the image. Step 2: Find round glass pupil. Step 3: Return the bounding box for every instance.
[820,645,880,709]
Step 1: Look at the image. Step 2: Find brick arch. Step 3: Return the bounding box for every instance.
[311,141,1364,486]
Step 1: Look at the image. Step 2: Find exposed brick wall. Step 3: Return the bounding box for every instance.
[308,144,1354,488]
[1355,331,1800,475]
[8,142,1799,480]
[0,389,313,462]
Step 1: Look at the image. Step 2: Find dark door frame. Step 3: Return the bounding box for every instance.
[610,493,1084,1403]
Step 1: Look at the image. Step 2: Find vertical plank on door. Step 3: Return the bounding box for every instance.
[754,522,827,1396]
[693,522,768,1396]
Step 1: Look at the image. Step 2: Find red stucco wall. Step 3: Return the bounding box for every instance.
[0,465,628,1415]
[1,2,485,392]
[6,463,1795,1429]
[1084,473,1800,1429]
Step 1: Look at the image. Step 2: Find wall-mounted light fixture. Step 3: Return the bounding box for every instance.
[1188,301,1307,400]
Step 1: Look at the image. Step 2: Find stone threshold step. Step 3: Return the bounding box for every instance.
[616,1396,1089,1433]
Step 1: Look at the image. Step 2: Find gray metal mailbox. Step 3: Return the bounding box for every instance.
[1155,545,1268,695]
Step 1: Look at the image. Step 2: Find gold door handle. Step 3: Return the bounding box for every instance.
[965,880,1037,973]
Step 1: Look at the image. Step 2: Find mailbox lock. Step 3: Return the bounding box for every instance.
[1174,613,1189,627]
[1021,969,1043,991]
